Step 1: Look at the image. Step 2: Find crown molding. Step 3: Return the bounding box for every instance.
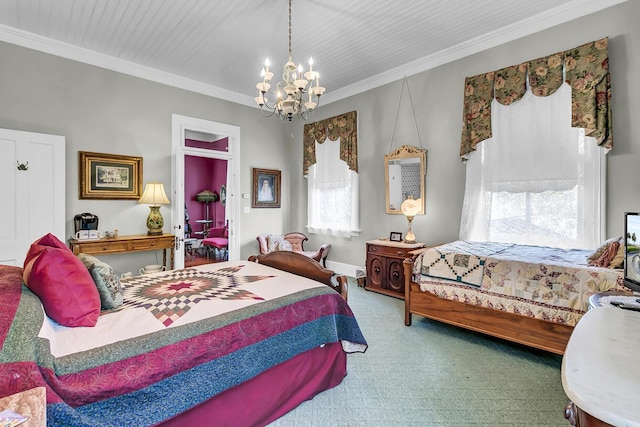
[0,24,257,108]
[0,0,628,108]
[322,0,628,105]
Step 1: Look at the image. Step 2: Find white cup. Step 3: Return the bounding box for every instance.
[121,272,133,279]
[139,264,167,275]
[75,230,103,239]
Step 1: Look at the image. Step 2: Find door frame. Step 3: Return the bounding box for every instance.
[171,114,240,268]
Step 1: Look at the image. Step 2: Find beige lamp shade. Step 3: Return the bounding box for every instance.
[196,190,219,203]
[138,182,170,236]
[138,182,170,206]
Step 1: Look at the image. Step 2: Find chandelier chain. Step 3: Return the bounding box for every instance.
[288,0,292,59]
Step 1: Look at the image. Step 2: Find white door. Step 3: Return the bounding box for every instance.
[171,115,240,269]
[0,128,65,266]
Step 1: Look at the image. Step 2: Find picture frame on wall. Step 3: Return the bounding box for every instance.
[252,168,281,208]
[220,184,227,206]
[79,151,143,199]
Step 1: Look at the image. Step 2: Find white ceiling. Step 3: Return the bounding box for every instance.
[0,0,626,108]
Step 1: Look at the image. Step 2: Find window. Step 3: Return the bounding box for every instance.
[307,137,359,237]
[460,83,605,249]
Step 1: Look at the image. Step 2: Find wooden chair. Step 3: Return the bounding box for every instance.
[256,232,331,267]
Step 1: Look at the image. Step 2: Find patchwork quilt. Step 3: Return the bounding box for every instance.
[121,265,267,327]
[0,262,367,426]
[414,241,626,325]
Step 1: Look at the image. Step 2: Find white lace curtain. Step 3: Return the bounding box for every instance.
[459,83,605,249]
[307,137,359,237]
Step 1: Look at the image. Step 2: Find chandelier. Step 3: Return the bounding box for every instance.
[255,0,325,121]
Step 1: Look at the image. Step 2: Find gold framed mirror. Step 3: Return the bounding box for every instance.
[385,145,427,215]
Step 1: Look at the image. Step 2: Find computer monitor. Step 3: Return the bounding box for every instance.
[624,212,640,293]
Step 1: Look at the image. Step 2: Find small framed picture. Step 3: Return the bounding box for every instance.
[79,151,143,199]
[252,168,281,208]
[390,231,403,242]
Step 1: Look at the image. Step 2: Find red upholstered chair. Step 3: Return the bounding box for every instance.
[202,227,228,260]
[256,232,331,267]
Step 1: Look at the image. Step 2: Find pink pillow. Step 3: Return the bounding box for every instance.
[23,235,100,327]
[23,233,70,268]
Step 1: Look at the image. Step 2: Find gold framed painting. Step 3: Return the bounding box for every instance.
[79,151,143,199]
[252,168,281,208]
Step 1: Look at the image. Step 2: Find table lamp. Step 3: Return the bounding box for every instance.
[400,196,422,243]
[138,182,170,235]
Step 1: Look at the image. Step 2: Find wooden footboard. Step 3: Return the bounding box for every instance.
[249,251,348,301]
[403,256,572,355]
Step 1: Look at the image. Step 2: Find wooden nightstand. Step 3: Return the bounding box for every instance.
[365,239,426,299]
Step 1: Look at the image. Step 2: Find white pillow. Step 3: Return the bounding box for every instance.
[277,240,293,251]
[267,234,284,252]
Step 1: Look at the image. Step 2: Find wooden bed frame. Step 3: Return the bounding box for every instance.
[402,249,573,355]
[249,251,348,300]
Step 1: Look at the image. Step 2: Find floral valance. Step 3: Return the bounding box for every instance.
[460,37,612,159]
[303,110,358,175]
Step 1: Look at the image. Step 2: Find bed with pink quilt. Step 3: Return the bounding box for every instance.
[404,240,626,354]
[0,250,367,426]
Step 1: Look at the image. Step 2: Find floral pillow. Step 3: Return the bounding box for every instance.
[589,241,620,268]
[277,240,293,251]
[587,236,622,264]
[78,253,123,309]
[267,235,285,252]
[608,237,625,269]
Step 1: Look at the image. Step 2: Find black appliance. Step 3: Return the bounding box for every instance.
[74,213,99,234]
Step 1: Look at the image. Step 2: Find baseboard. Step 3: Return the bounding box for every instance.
[325,260,363,278]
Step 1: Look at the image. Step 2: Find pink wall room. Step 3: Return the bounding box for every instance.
[185,155,228,237]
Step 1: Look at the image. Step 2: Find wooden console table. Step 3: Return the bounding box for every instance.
[70,234,175,269]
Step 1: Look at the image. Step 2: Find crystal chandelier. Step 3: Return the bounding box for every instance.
[255,0,325,121]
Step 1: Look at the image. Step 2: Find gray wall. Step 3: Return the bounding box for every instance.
[0,41,291,273]
[290,0,640,267]
[2,1,639,273]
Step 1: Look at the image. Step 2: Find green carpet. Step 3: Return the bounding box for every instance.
[269,280,568,426]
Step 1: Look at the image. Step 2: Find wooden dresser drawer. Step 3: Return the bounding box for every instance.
[76,241,130,254]
[367,243,408,258]
[132,238,164,250]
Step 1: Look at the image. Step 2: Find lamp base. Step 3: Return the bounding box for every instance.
[146,205,164,236]
[404,217,416,243]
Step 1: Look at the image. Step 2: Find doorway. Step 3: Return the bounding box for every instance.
[171,114,240,269]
